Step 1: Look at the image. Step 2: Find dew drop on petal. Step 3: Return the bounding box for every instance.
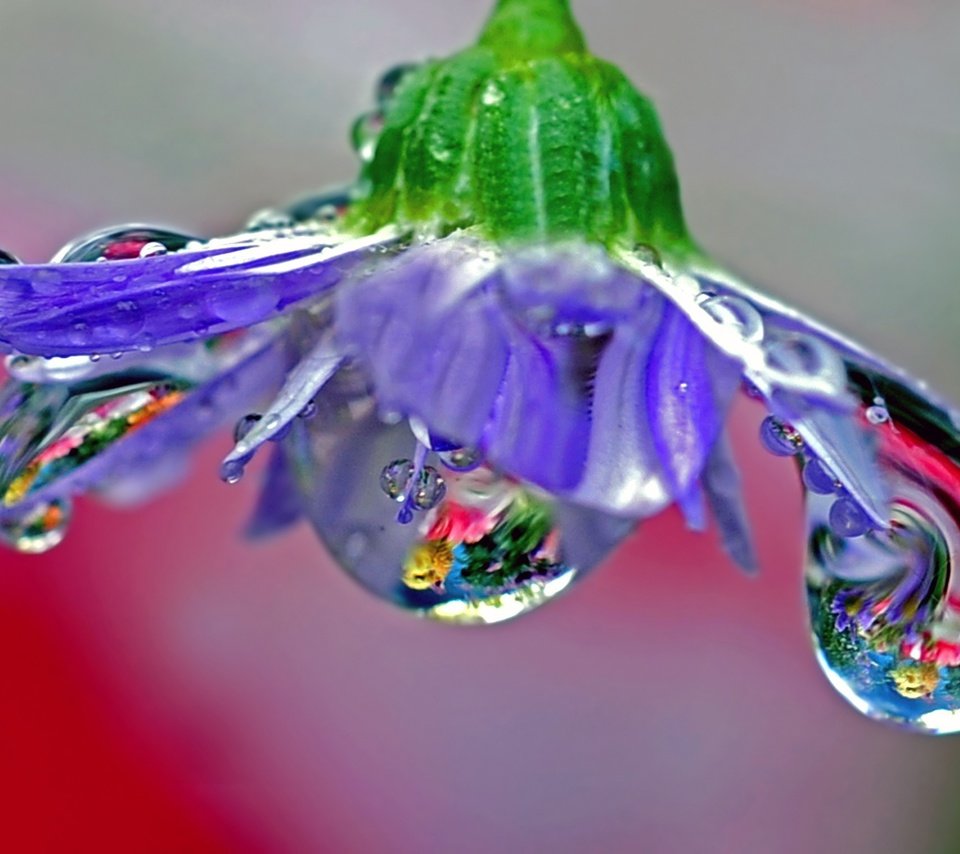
[234,413,262,443]
[0,498,72,554]
[806,394,960,733]
[828,497,871,538]
[438,446,484,472]
[51,225,197,263]
[759,415,802,457]
[803,458,840,495]
[289,371,635,624]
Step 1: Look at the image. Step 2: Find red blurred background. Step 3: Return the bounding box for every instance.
[2,1,959,851]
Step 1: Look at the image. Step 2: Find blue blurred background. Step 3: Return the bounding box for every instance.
[1,1,959,851]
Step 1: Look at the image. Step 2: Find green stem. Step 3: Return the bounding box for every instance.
[477,0,586,59]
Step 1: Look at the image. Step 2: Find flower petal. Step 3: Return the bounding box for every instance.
[0,227,399,356]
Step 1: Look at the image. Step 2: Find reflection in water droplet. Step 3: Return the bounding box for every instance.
[380,458,414,501]
[51,225,197,263]
[807,393,960,733]
[289,367,634,624]
[759,415,802,457]
[234,413,262,443]
[0,498,72,553]
[438,446,483,472]
[700,294,764,343]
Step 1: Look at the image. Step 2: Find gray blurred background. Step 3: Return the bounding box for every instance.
[1,2,959,852]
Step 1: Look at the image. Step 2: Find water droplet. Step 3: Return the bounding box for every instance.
[52,225,197,263]
[245,208,296,232]
[806,391,960,732]
[411,466,446,511]
[829,497,871,538]
[294,393,634,625]
[700,295,764,343]
[438,446,483,472]
[298,400,318,420]
[803,458,839,495]
[0,498,72,554]
[0,248,21,264]
[379,458,414,501]
[376,63,419,105]
[351,111,384,162]
[265,414,281,432]
[234,413,262,443]
[867,404,890,425]
[282,187,352,224]
[220,458,247,485]
[759,415,802,457]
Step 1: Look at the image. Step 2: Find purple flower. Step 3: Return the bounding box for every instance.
[0,0,944,637]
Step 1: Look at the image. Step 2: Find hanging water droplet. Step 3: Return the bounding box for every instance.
[292,383,634,625]
[51,225,197,263]
[379,458,414,501]
[829,496,871,538]
[411,466,446,511]
[0,498,72,554]
[759,415,802,457]
[803,458,839,495]
[220,458,247,485]
[806,390,960,733]
[438,446,483,472]
[234,413,262,443]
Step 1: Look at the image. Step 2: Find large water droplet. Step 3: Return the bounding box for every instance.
[0,498,72,553]
[51,225,198,263]
[288,368,634,624]
[807,393,960,733]
[350,111,384,163]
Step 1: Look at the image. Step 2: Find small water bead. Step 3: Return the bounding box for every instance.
[283,188,352,225]
[410,466,446,511]
[867,404,890,425]
[376,63,420,105]
[438,446,483,472]
[351,111,384,162]
[700,294,764,343]
[829,496,872,538]
[803,458,840,495]
[220,458,247,485]
[298,400,318,420]
[380,458,415,501]
[246,208,296,232]
[234,413,262,443]
[759,415,803,457]
[0,498,72,554]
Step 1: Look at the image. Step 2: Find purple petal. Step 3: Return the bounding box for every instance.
[646,303,741,500]
[0,332,286,512]
[245,446,304,539]
[0,228,398,356]
[701,433,758,573]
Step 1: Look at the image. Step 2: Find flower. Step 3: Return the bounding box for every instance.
[1,0,959,730]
